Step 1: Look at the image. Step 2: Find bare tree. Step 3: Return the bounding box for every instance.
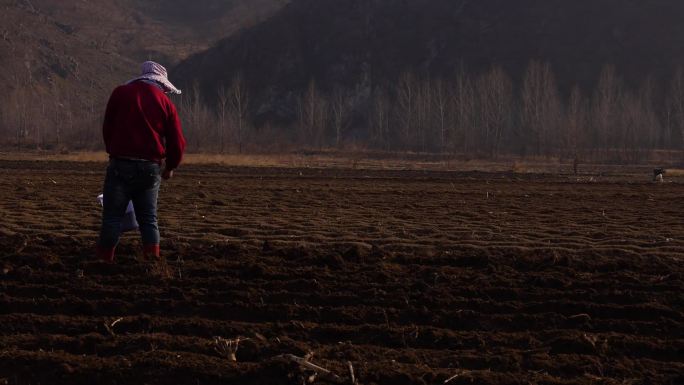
[179,82,212,151]
[229,73,249,153]
[0,97,6,143]
[520,61,562,156]
[330,89,350,148]
[563,85,587,160]
[616,79,658,162]
[12,88,29,151]
[369,87,391,150]
[476,67,513,158]
[298,79,327,148]
[637,77,660,151]
[217,85,229,153]
[415,76,433,151]
[450,68,476,154]
[668,67,684,149]
[619,91,644,162]
[591,65,622,158]
[396,72,417,149]
[52,82,63,148]
[432,78,449,152]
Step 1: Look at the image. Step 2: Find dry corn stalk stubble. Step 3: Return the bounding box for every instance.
[214,336,248,362]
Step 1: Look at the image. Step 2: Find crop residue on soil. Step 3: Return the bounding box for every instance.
[0,161,682,384]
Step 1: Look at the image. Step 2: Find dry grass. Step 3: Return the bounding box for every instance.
[0,150,670,175]
[0,150,568,171]
[0,151,110,163]
[0,151,299,167]
[664,168,684,177]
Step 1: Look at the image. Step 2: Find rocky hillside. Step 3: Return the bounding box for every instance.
[0,0,287,148]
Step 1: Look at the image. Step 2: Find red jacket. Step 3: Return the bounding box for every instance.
[103,81,186,170]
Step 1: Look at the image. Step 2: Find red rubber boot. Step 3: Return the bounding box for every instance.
[143,244,160,259]
[96,245,116,263]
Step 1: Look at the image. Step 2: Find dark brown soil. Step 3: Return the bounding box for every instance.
[0,160,682,385]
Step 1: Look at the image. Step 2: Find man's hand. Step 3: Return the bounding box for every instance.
[162,168,174,180]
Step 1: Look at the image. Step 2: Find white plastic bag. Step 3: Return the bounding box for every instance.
[97,194,139,232]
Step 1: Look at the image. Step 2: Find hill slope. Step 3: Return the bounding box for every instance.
[0,0,287,148]
[173,0,684,122]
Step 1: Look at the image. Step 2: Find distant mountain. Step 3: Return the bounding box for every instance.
[6,0,684,157]
[173,0,684,123]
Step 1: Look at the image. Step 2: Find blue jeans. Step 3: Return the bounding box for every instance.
[98,158,161,249]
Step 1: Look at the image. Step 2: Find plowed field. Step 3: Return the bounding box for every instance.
[0,160,682,385]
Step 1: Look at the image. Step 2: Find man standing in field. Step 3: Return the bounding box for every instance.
[96,61,186,262]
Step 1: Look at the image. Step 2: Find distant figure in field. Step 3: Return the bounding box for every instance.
[96,61,186,262]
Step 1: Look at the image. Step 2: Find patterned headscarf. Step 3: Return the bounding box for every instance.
[127,61,181,95]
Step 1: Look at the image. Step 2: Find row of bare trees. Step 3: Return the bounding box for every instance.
[0,81,103,151]
[177,75,250,153]
[4,62,684,162]
[365,63,684,162]
[365,63,680,162]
